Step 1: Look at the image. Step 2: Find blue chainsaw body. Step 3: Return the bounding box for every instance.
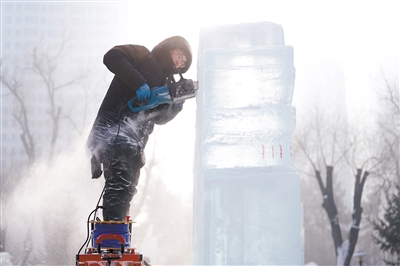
[127,78,197,113]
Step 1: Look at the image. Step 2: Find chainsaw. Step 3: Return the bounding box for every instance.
[127,74,197,113]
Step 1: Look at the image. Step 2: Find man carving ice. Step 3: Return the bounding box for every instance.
[87,36,192,221]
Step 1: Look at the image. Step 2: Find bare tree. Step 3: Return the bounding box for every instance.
[370,72,400,265]
[29,36,90,162]
[374,73,399,193]
[294,106,375,266]
[1,66,36,164]
[1,34,89,166]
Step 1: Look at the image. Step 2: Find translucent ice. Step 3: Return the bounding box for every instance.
[202,47,295,108]
[193,22,303,265]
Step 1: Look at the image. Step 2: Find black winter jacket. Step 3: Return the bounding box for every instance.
[87,36,192,160]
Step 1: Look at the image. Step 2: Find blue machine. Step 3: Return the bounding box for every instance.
[127,78,197,113]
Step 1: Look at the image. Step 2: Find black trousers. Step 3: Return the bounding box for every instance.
[101,143,145,221]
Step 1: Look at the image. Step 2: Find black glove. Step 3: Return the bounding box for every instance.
[91,155,103,179]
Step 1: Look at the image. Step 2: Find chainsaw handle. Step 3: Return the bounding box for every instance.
[127,85,171,112]
[96,234,125,255]
[127,95,158,112]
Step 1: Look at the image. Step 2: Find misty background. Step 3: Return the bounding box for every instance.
[1,0,399,265]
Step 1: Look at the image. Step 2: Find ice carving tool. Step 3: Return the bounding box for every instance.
[127,76,198,113]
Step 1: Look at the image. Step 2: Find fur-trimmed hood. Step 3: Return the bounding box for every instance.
[151,36,192,75]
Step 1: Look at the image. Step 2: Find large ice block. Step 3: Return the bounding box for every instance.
[194,21,303,265]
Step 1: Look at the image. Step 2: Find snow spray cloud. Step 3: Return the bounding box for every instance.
[3,132,104,265]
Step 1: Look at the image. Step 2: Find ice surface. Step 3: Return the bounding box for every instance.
[198,22,285,49]
[203,105,295,167]
[193,21,303,265]
[203,47,295,108]
[203,167,302,265]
